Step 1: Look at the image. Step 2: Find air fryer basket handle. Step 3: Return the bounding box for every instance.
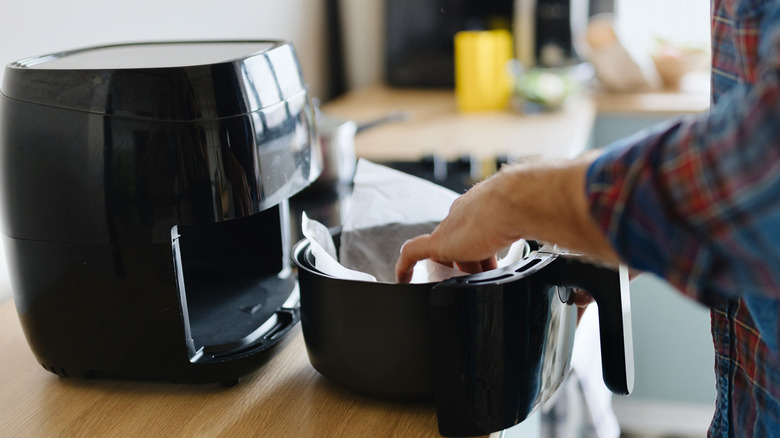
[556,256,634,395]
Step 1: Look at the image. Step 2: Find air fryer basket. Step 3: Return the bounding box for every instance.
[295,232,434,398]
[292,229,633,437]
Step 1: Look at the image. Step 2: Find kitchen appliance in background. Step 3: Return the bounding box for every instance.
[514,0,587,69]
[289,109,410,244]
[0,41,321,385]
[308,109,410,190]
[386,0,475,88]
[384,0,613,88]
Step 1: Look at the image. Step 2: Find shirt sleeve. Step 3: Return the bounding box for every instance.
[585,3,780,306]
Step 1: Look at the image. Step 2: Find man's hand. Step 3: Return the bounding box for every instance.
[395,174,519,283]
[396,152,621,283]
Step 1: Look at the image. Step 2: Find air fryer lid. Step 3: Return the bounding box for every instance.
[1,41,304,120]
[1,40,320,244]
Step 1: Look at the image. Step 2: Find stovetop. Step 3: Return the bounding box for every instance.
[381,155,510,194]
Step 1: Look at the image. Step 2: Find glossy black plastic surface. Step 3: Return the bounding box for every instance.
[294,233,433,399]
[0,41,316,384]
[555,256,634,395]
[431,251,633,436]
[1,85,318,242]
[293,238,576,406]
[292,234,633,437]
[6,204,301,383]
[2,41,302,119]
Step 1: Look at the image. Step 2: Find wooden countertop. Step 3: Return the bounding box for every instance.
[320,84,709,164]
[592,70,711,115]
[0,300,475,437]
[322,85,597,162]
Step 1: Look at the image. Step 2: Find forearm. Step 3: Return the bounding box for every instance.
[497,152,619,263]
[395,150,621,283]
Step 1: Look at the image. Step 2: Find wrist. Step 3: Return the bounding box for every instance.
[498,153,619,263]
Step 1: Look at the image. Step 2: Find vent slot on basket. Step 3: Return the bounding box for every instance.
[468,274,514,284]
[516,258,541,272]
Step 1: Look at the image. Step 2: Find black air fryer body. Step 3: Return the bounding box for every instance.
[0,41,320,383]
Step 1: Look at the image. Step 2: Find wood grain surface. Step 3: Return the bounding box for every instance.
[0,300,476,437]
[322,85,597,163]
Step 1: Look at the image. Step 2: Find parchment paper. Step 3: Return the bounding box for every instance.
[303,159,526,283]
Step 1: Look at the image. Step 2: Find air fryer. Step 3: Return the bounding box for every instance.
[0,41,321,385]
[292,230,633,437]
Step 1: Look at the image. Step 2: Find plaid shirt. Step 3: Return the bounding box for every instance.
[586,0,780,436]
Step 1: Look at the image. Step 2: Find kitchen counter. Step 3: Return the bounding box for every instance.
[0,300,490,437]
[320,84,709,164]
[322,85,597,162]
[593,87,710,115]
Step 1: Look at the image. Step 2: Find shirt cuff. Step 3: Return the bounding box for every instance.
[584,126,711,300]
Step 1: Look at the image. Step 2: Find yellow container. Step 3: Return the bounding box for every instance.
[454,30,514,112]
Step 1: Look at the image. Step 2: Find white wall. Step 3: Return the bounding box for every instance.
[615,0,710,49]
[0,0,328,303]
[0,0,328,97]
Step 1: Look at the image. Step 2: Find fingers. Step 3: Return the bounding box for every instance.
[395,235,499,282]
[481,257,498,272]
[454,256,498,274]
[571,288,594,307]
[572,289,594,326]
[395,234,433,283]
[454,261,483,274]
[433,260,454,269]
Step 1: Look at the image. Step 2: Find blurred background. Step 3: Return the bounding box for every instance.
[0,1,714,436]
